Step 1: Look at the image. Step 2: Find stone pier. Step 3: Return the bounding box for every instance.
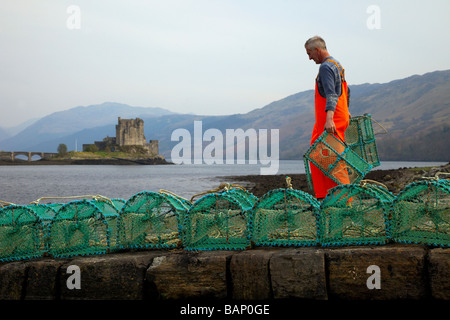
[0,244,449,302]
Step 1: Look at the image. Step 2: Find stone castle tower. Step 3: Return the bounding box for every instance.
[83,117,159,156]
[116,117,146,146]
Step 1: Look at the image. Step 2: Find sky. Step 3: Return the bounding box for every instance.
[1,0,450,128]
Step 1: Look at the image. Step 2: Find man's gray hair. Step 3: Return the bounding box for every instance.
[305,36,327,50]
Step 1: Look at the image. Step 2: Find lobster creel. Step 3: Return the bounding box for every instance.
[318,184,391,246]
[183,189,255,250]
[250,188,320,247]
[391,179,450,247]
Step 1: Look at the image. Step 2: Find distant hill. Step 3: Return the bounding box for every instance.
[146,69,450,161]
[0,118,39,144]
[0,102,176,152]
[0,127,9,143]
[1,70,449,161]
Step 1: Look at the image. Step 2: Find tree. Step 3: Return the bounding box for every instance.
[85,144,99,152]
[57,143,68,155]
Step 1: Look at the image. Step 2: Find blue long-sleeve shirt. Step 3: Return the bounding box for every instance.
[316,56,350,112]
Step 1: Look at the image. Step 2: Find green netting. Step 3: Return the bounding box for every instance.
[319,184,391,246]
[90,199,121,251]
[221,188,259,208]
[27,204,58,254]
[159,191,193,210]
[183,189,255,250]
[47,200,110,258]
[345,114,381,167]
[250,188,320,247]
[359,181,396,215]
[3,173,450,260]
[111,198,126,211]
[118,191,189,249]
[27,203,58,221]
[304,132,373,191]
[391,179,450,247]
[0,205,43,261]
[47,202,64,211]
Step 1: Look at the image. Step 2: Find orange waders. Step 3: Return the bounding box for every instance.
[310,58,350,199]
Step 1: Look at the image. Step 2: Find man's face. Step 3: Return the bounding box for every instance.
[306,46,321,64]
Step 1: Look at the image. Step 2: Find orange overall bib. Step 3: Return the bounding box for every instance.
[310,58,350,199]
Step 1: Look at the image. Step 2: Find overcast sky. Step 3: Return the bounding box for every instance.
[1,0,449,127]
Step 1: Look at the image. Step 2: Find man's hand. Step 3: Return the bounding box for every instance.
[324,110,336,134]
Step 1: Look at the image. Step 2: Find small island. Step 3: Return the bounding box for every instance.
[0,117,171,165]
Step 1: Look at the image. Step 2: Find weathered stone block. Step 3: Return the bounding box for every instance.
[25,259,68,300]
[269,248,327,300]
[429,248,450,300]
[59,251,163,300]
[230,248,282,300]
[0,261,28,300]
[146,250,234,299]
[326,245,427,300]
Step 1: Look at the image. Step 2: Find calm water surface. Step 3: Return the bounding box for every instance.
[0,160,446,205]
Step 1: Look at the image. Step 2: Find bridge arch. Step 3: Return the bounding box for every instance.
[0,151,58,162]
[30,154,43,161]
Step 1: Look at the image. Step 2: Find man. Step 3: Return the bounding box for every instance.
[304,36,351,199]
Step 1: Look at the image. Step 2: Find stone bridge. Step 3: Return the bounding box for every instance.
[0,151,58,162]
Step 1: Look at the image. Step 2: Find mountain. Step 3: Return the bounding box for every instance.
[147,70,450,161]
[348,71,450,161]
[3,118,40,137]
[1,70,449,161]
[0,102,176,152]
[143,69,450,161]
[0,117,40,148]
[0,127,9,142]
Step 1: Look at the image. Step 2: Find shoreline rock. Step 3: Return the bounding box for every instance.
[223,162,450,197]
[0,157,173,166]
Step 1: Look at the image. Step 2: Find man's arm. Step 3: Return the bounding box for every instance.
[325,110,336,133]
[319,64,339,133]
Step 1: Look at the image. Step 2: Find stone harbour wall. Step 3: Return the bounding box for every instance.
[0,244,449,301]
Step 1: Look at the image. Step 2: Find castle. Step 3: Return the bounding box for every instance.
[83,117,159,156]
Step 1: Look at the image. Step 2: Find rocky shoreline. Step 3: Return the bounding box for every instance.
[224,162,450,197]
[0,157,172,166]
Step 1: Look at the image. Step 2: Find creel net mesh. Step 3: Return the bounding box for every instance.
[27,204,57,254]
[0,173,449,261]
[250,188,320,247]
[319,184,391,246]
[183,188,256,250]
[391,179,450,247]
[90,199,121,251]
[118,191,189,249]
[345,114,381,167]
[304,131,372,191]
[0,205,43,261]
[47,200,109,258]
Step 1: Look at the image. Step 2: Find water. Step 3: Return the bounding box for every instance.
[0,160,446,205]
